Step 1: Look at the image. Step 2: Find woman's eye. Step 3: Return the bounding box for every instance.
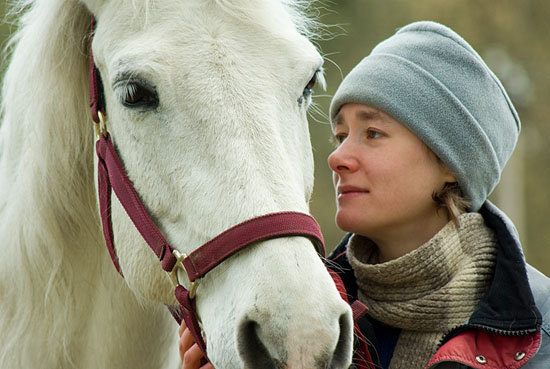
[331,133,346,145]
[366,129,383,139]
[120,82,159,109]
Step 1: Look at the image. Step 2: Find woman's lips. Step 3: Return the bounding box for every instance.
[337,185,369,199]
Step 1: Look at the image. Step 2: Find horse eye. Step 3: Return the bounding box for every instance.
[306,74,317,90]
[302,73,318,100]
[121,82,159,109]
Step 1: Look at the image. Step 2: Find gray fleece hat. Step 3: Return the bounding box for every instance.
[330,21,521,211]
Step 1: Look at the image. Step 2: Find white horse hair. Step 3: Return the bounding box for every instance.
[0,0,353,368]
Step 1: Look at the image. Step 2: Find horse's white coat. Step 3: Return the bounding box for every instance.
[0,0,353,368]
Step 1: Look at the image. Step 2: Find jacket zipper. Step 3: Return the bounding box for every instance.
[439,323,538,348]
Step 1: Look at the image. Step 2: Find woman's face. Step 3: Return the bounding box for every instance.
[328,103,455,241]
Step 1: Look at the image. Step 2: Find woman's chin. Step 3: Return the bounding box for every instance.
[335,211,368,235]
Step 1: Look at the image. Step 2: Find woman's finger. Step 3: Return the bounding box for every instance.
[179,327,196,359]
[181,343,208,369]
[179,320,187,338]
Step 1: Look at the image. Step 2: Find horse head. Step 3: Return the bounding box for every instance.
[84,0,353,367]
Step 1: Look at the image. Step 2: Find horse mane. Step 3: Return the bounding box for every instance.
[0,0,101,365]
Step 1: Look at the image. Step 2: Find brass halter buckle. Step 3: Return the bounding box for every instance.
[94,110,108,138]
[170,249,199,299]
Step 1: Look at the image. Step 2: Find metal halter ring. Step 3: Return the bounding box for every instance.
[94,110,108,138]
[170,249,199,299]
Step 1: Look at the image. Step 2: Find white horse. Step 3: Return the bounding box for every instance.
[0,0,354,368]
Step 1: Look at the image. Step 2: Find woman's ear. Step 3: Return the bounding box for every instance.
[442,165,456,184]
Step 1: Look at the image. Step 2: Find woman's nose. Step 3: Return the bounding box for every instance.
[328,141,358,173]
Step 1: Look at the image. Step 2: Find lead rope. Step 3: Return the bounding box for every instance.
[328,269,374,369]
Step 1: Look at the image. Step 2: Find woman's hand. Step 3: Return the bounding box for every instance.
[179,321,215,369]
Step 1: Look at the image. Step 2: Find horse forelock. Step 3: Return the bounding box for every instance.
[79,0,323,41]
[212,0,325,39]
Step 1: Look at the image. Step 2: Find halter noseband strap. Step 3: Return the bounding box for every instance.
[181,211,325,282]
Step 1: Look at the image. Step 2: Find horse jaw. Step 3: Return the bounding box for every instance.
[89,0,353,368]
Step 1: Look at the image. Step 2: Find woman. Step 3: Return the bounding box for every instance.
[179,21,550,369]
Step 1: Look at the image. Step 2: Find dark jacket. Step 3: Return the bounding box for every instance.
[328,201,550,369]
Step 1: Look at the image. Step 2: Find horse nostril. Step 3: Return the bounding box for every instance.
[329,311,354,369]
[237,320,278,369]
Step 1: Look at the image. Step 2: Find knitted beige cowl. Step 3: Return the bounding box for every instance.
[347,212,497,369]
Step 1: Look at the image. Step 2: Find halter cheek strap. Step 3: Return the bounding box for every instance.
[95,128,179,276]
[89,18,104,126]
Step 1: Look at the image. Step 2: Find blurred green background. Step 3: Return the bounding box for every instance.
[1,0,548,275]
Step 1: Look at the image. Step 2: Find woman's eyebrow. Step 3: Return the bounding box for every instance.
[333,108,386,127]
[333,112,345,127]
[356,109,382,122]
